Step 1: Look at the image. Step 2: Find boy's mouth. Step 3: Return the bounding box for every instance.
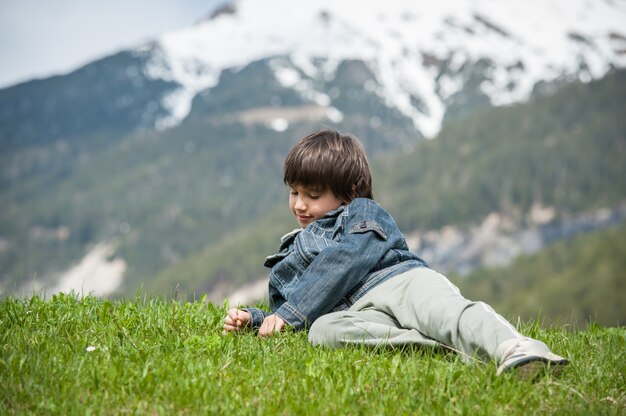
[296,214,313,223]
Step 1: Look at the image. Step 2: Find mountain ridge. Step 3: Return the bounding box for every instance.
[2,0,625,144]
[146,0,626,136]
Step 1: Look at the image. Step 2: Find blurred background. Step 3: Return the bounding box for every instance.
[1,0,624,327]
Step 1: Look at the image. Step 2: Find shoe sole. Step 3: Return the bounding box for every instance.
[510,357,569,381]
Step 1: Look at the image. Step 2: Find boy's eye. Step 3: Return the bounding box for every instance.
[309,194,320,199]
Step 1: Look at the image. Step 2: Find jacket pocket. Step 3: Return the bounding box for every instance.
[348,221,388,241]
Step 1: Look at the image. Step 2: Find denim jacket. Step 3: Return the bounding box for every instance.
[244,198,428,330]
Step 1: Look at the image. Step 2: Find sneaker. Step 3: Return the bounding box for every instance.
[496,338,569,380]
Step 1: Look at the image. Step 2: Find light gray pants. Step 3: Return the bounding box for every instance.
[308,267,524,363]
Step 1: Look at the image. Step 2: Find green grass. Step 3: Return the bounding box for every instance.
[1,294,624,415]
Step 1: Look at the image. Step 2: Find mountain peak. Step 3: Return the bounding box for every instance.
[139,0,626,136]
[207,1,237,21]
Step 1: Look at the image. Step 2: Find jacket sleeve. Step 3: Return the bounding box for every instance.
[242,307,271,329]
[273,199,402,330]
[242,280,285,329]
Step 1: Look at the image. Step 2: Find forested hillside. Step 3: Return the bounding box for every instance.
[147,70,626,300]
[0,58,419,292]
[375,69,626,230]
[451,223,626,327]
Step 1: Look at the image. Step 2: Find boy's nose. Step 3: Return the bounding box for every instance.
[294,197,306,211]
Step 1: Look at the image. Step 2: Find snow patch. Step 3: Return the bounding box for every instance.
[33,243,127,296]
[7,242,126,298]
[269,58,332,106]
[49,243,126,297]
[269,118,289,132]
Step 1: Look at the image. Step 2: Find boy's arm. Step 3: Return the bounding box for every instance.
[223,308,285,337]
[242,280,285,329]
[273,199,401,329]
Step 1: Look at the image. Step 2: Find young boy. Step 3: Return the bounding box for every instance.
[223,129,568,378]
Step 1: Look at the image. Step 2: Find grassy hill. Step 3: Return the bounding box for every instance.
[1,294,624,414]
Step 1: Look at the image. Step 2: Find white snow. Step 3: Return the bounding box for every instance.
[269,58,332,106]
[4,242,126,298]
[139,0,626,137]
[269,118,289,132]
[49,243,126,297]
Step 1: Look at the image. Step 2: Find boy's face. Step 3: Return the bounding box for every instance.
[289,185,344,228]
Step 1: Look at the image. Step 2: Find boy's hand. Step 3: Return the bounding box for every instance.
[223,308,251,333]
[259,314,285,338]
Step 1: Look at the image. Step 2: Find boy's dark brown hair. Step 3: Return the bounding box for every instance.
[283,129,373,202]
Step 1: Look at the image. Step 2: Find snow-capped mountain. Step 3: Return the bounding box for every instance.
[2,0,625,300]
[140,0,626,137]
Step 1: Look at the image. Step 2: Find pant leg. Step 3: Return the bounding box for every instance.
[309,267,525,362]
[308,308,439,349]
[366,267,523,361]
